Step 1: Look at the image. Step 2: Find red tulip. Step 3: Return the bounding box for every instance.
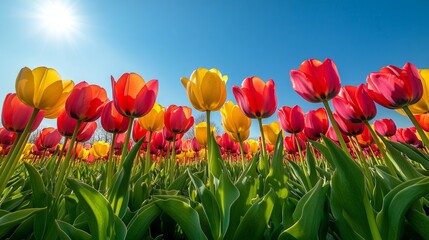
[76,122,98,142]
[232,76,277,118]
[333,113,364,136]
[278,105,305,133]
[164,105,194,135]
[415,114,429,132]
[2,93,45,133]
[111,73,158,118]
[0,128,17,146]
[391,128,422,148]
[150,130,165,151]
[332,84,377,123]
[35,127,62,150]
[284,134,306,155]
[374,118,397,137]
[162,127,183,142]
[356,126,373,148]
[326,126,350,144]
[219,133,238,154]
[290,58,341,103]
[114,133,133,154]
[303,108,329,140]
[132,120,148,142]
[57,110,89,137]
[366,62,423,109]
[101,101,130,133]
[190,137,202,152]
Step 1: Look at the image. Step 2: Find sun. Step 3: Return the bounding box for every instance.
[35,1,80,41]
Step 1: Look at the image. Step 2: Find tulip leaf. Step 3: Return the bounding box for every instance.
[279,180,327,240]
[266,132,289,198]
[67,178,115,240]
[108,138,144,218]
[154,198,208,240]
[126,202,162,240]
[233,189,275,240]
[24,162,48,207]
[188,170,222,239]
[0,207,45,238]
[388,141,429,171]
[209,134,224,179]
[382,139,421,180]
[316,135,372,240]
[305,144,318,187]
[376,176,429,240]
[56,220,92,240]
[406,209,429,238]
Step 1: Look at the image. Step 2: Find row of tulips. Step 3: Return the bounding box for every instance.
[0,59,429,239]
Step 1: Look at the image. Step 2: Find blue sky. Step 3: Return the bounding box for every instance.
[1,0,428,138]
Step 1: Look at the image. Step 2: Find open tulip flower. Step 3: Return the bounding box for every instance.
[220,101,251,142]
[138,103,165,133]
[181,68,228,112]
[0,128,17,147]
[76,122,98,142]
[15,66,74,118]
[303,108,329,140]
[57,110,89,137]
[164,105,194,135]
[278,105,305,134]
[101,101,130,134]
[35,127,62,151]
[90,141,110,159]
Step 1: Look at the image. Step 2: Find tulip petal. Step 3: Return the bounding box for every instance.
[15,67,36,107]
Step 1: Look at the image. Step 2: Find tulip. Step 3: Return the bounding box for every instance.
[151,131,165,151]
[76,122,98,142]
[333,113,365,137]
[35,127,62,150]
[278,105,305,133]
[181,68,228,112]
[138,103,165,132]
[245,139,259,155]
[195,122,216,147]
[113,133,132,155]
[78,148,89,161]
[190,137,202,152]
[332,84,377,123]
[2,93,45,133]
[374,118,397,137]
[406,69,429,114]
[132,120,148,142]
[356,126,373,148]
[0,128,17,147]
[65,81,108,122]
[262,122,281,146]
[101,101,130,134]
[290,58,341,103]
[284,134,306,155]
[57,110,88,137]
[392,128,423,148]
[326,126,349,144]
[90,141,110,159]
[303,108,329,140]
[415,113,429,132]
[164,105,194,135]
[219,133,239,154]
[15,66,74,117]
[220,101,252,142]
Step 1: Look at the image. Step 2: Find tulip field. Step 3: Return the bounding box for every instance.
[2,60,429,240]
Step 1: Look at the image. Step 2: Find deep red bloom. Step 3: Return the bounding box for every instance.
[326,126,350,144]
[284,134,306,155]
[303,108,329,140]
[35,127,62,150]
[374,118,397,137]
[219,133,239,153]
[151,130,165,151]
[232,76,277,118]
[366,62,423,109]
[65,81,108,122]
[132,120,148,142]
[190,137,202,152]
[111,73,158,118]
[57,110,89,137]
[391,127,422,148]
[2,93,45,133]
[332,84,377,123]
[164,105,194,135]
[290,58,341,103]
[76,122,98,142]
[0,128,17,146]
[333,113,365,136]
[278,105,305,133]
[101,101,130,134]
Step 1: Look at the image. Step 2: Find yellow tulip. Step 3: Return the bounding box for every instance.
[181,68,228,112]
[245,139,259,155]
[408,69,429,114]
[262,122,281,145]
[90,141,110,159]
[78,148,90,160]
[220,101,251,142]
[23,143,34,157]
[15,66,74,118]
[195,122,216,147]
[138,103,165,132]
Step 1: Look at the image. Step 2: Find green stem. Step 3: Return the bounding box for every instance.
[364,121,397,177]
[322,100,350,157]
[144,131,153,175]
[106,133,117,189]
[352,136,374,194]
[363,193,382,240]
[169,134,177,184]
[402,106,429,148]
[238,134,245,171]
[119,117,134,167]
[206,110,214,190]
[257,117,267,156]
[0,108,39,195]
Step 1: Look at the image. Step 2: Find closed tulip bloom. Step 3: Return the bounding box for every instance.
[220,101,251,142]
[76,122,98,142]
[150,130,165,151]
[262,122,281,145]
[78,148,90,160]
[101,101,130,134]
[90,141,110,159]
[366,62,423,109]
[65,81,108,122]
[406,69,429,114]
[164,105,194,135]
[332,84,377,123]
[374,118,397,137]
[303,108,329,140]
[2,93,45,133]
[15,66,74,118]
[163,127,184,142]
[290,58,341,103]
[415,114,429,132]
[35,127,62,150]
[132,120,148,142]
[278,105,305,133]
[356,126,373,148]
[219,133,238,153]
[0,128,17,146]
[111,73,158,118]
[245,139,259,155]
[181,68,228,111]
[138,103,165,132]
[57,110,89,137]
[391,128,422,148]
[232,76,277,118]
[284,134,306,155]
[333,113,364,136]
[195,122,216,147]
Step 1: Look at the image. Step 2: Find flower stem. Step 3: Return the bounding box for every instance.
[169,134,177,184]
[238,134,246,171]
[322,100,350,157]
[402,106,429,148]
[119,118,134,167]
[144,131,153,175]
[106,132,117,189]
[257,117,267,156]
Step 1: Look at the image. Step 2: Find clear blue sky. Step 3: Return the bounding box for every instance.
[1,0,428,138]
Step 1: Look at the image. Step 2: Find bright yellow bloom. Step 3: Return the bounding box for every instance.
[220,101,252,142]
[138,103,165,132]
[245,139,259,155]
[78,148,90,160]
[195,122,216,147]
[90,141,110,159]
[15,66,74,118]
[23,143,34,157]
[408,69,429,114]
[262,121,281,145]
[181,68,228,112]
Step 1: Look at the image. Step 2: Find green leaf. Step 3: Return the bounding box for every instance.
[388,141,429,171]
[288,161,310,192]
[233,189,276,240]
[56,220,92,240]
[113,216,127,240]
[168,171,189,191]
[209,134,224,179]
[108,138,144,218]
[126,202,162,240]
[188,171,221,239]
[376,176,429,240]
[24,162,48,207]
[0,207,45,238]
[67,178,114,240]
[279,180,327,240]
[305,144,318,187]
[155,198,208,240]
[406,209,429,238]
[383,139,422,180]
[265,132,289,198]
